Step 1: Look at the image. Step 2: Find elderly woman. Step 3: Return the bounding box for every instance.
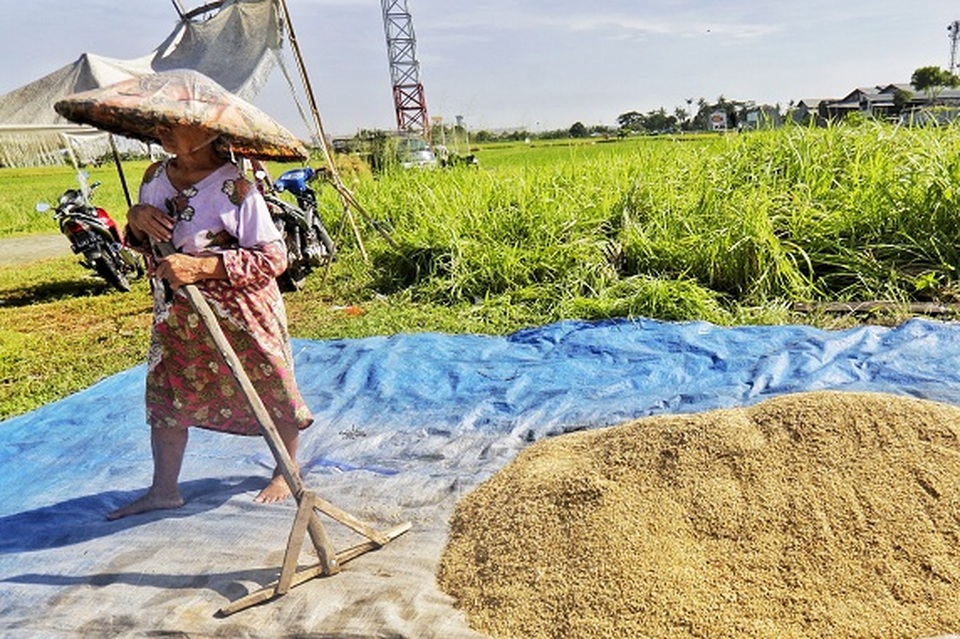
[107,122,313,520]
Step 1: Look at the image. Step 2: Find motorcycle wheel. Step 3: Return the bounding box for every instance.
[120,246,145,279]
[277,228,306,292]
[94,256,131,292]
[313,221,336,261]
[277,267,306,292]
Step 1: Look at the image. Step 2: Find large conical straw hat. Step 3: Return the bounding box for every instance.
[54,69,308,162]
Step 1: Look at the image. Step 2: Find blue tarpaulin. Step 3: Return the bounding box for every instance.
[2,317,959,637]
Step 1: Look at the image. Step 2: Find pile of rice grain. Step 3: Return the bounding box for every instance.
[437,391,960,639]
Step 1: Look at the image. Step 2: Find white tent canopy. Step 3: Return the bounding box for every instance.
[0,125,109,168]
[0,0,287,167]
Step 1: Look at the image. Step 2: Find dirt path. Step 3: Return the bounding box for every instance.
[0,234,72,267]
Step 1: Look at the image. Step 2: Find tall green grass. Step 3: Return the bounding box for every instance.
[315,123,960,325]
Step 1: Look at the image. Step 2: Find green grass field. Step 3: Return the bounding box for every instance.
[3,123,960,419]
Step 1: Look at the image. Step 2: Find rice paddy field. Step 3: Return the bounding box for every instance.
[3,120,960,418]
[338,121,960,325]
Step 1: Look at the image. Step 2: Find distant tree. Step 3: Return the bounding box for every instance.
[893,87,913,112]
[569,121,588,138]
[472,130,494,143]
[644,108,676,133]
[692,98,710,130]
[911,66,960,102]
[536,128,569,140]
[616,110,645,131]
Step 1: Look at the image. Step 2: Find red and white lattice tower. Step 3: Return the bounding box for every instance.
[381,0,429,136]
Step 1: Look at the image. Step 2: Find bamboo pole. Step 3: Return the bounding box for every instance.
[169,0,186,19]
[275,0,398,255]
[109,135,133,208]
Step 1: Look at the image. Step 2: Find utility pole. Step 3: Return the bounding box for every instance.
[381,0,429,137]
[949,20,960,73]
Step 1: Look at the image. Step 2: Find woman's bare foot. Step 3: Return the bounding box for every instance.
[107,489,185,520]
[253,472,295,503]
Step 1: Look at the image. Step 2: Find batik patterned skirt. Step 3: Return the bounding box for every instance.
[144,244,313,435]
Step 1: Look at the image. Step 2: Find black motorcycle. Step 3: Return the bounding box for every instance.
[258,167,336,292]
[37,180,144,292]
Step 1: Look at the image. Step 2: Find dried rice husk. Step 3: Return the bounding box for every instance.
[438,391,960,639]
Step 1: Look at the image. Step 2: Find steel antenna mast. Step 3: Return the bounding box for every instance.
[949,20,960,73]
[381,0,429,136]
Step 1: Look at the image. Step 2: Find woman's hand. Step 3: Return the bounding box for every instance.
[127,204,175,243]
[155,253,226,290]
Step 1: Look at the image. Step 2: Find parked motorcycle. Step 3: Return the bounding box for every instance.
[36,179,144,292]
[257,167,336,292]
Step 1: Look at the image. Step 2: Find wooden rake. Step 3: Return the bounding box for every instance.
[154,242,410,616]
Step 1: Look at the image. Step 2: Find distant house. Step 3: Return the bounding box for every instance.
[700,102,781,132]
[742,104,782,129]
[822,86,889,120]
[901,83,960,105]
[709,110,728,131]
[898,86,960,125]
[791,99,827,125]
[807,82,960,124]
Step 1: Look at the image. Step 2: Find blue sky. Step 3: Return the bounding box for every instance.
[2,1,959,137]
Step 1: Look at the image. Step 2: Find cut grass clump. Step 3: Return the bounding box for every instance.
[569,275,728,324]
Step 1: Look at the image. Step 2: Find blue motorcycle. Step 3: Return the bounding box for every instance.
[259,167,336,291]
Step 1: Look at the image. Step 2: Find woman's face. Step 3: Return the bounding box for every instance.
[155,123,216,155]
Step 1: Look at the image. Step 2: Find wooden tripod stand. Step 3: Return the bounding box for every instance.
[155,243,410,616]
